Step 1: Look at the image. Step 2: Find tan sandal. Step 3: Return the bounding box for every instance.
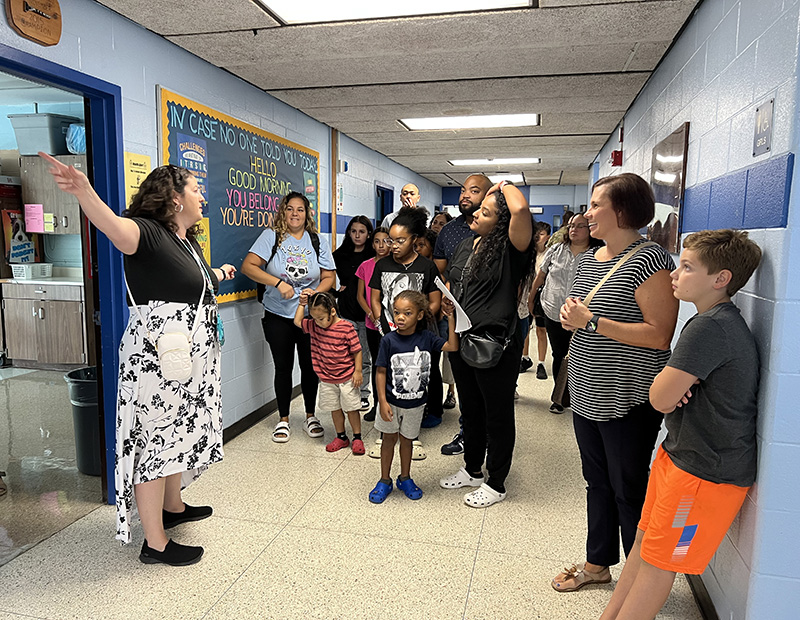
[551,562,611,592]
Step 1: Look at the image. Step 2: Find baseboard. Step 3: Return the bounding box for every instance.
[686,575,720,620]
[222,385,303,443]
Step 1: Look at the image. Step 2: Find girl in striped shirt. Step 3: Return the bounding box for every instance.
[294,292,365,454]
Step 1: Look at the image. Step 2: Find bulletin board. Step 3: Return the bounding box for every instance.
[159,87,320,303]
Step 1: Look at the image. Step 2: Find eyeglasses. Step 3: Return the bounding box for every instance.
[567,224,589,230]
[388,237,410,246]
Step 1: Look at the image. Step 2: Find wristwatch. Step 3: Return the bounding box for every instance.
[585,314,600,333]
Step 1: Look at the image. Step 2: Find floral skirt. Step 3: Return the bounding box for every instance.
[115,301,223,544]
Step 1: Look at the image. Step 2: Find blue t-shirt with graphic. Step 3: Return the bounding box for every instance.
[249,228,335,319]
[375,329,447,409]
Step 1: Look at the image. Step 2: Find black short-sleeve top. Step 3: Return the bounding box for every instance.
[567,238,675,421]
[124,218,219,305]
[447,237,532,338]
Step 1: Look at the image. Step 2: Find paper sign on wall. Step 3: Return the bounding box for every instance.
[44,213,55,233]
[24,203,44,233]
[124,152,152,209]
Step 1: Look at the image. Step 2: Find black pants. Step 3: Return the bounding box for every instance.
[261,310,318,418]
[366,327,382,409]
[427,349,443,418]
[450,337,523,493]
[544,316,573,404]
[572,403,664,566]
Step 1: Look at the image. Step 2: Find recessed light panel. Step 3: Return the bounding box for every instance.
[400,113,539,131]
[259,0,530,24]
[488,173,525,184]
[449,157,541,166]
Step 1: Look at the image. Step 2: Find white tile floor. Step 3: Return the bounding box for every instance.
[0,363,703,620]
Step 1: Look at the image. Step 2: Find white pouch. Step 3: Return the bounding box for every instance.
[156,331,193,382]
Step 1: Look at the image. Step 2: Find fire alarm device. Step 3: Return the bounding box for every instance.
[6,0,62,47]
[610,150,623,167]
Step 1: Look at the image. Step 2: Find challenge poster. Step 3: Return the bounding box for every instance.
[159,87,320,303]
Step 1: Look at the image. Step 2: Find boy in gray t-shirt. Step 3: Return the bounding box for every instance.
[600,229,762,620]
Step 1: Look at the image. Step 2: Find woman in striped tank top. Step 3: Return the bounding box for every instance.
[551,174,678,593]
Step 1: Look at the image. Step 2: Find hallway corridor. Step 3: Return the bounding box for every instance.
[0,367,702,620]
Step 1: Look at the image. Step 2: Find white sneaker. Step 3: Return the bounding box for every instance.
[440,467,484,489]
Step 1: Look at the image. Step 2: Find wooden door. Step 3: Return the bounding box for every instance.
[38,300,84,364]
[3,298,38,360]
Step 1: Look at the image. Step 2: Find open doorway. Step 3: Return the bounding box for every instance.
[0,70,105,565]
[376,183,394,225]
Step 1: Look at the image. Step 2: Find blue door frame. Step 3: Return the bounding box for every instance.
[0,42,126,504]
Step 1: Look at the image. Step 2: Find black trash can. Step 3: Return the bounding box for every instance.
[64,367,101,476]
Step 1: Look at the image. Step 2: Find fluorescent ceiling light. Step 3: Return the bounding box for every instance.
[400,113,540,131]
[653,171,677,183]
[259,1,530,24]
[488,173,524,184]
[449,157,541,166]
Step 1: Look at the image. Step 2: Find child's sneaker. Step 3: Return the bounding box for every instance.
[326,437,350,452]
[351,438,365,455]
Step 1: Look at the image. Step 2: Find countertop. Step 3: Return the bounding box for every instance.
[0,277,84,286]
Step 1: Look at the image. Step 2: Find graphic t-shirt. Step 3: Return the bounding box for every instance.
[248,228,335,319]
[375,329,446,408]
[369,255,440,333]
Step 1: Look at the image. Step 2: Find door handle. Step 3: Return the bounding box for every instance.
[62,216,69,229]
[38,307,44,320]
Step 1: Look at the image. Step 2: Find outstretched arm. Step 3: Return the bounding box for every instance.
[39,152,141,255]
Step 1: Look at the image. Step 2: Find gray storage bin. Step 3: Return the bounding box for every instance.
[8,113,81,156]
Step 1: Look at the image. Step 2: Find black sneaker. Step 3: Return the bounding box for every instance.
[139,539,204,566]
[549,403,564,414]
[442,393,457,409]
[536,363,548,380]
[364,408,376,422]
[163,503,213,529]
[360,398,370,411]
[519,357,534,373]
[441,433,464,455]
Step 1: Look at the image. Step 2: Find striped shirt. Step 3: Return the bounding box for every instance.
[567,239,675,421]
[302,318,362,384]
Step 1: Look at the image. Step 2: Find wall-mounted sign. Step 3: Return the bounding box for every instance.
[159,87,320,304]
[5,0,62,47]
[123,152,151,209]
[753,99,774,157]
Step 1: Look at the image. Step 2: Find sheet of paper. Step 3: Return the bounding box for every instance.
[435,276,472,333]
[43,213,55,233]
[24,204,44,233]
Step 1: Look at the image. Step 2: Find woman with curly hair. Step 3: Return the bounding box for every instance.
[242,192,336,444]
[439,181,533,508]
[39,153,236,566]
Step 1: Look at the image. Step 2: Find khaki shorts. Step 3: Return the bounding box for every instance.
[373,404,425,439]
[318,380,361,413]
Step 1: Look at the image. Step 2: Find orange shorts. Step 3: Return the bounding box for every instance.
[638,446,749,574]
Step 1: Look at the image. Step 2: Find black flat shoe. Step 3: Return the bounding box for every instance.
[363,408,376,422]
[163,503,213,529]
[139,539,203,566]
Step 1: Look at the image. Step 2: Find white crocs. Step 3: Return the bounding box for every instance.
[439,467,484,489]
[464,483,506,508]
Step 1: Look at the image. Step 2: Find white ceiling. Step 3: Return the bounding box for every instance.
[96,0,702,186]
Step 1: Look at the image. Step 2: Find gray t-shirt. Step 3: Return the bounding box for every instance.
[663,302,758,486]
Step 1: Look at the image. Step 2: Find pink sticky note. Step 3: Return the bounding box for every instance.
[24,204,45,233]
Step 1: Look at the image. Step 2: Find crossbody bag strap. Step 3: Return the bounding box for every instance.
[582,241,656,308]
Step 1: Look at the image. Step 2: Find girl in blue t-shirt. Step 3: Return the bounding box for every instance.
[369,291,458,504]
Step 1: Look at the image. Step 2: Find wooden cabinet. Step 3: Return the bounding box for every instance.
[2,283,86,365]
[20,155,85,235]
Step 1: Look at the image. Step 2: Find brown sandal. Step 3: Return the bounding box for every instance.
[551,562,611,592]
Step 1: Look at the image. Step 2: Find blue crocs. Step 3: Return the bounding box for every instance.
[369,480,393,504]
[396,476,423,500]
